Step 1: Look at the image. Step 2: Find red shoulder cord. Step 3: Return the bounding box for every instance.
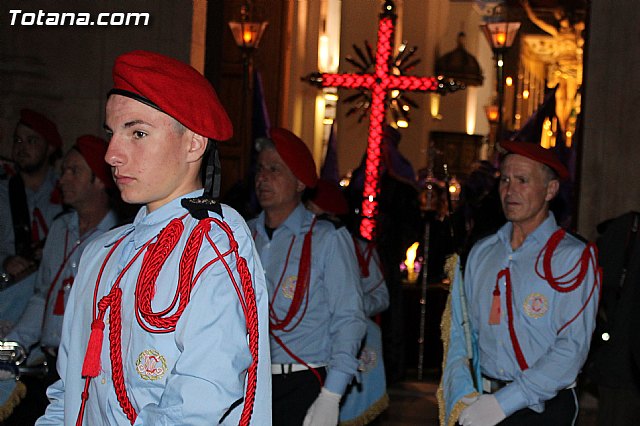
[493,229,602,371]
[44,229,98,317]
[44,230,71,317]
[76,216,259,426]
[266,217,325,385]
[535,229,602,334]
[269,217,317,333]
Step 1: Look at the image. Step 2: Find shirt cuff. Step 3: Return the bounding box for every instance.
[494,384,527,417]
[323,369,352,396]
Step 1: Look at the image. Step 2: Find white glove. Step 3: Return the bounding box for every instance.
[303,387,341,426]
[458,394,506,426]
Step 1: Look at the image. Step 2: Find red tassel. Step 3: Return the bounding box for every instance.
[489,284,501,325]
[81,319,105,377]
[53,288,65,315]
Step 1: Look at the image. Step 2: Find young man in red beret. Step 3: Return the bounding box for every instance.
[37,50,271,425]
[2,135,119,424]
[440,141,600,426]
[248,129,366,426]
[0,109,63,285]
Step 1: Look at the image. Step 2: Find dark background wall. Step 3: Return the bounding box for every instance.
[578,0,640,239]
[0,0,192,155]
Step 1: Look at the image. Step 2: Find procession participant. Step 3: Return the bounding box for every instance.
[440,141,600,426]
[2,135,119,425]
[36,50,271,425]
[0,110,63,339]
[307,179,390,425]
[249,129,366,426]
[0,109,63,284]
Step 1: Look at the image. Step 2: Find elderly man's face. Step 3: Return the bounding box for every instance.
[499,154,559,232]
[255,147,304,214]
[104,95,197,212]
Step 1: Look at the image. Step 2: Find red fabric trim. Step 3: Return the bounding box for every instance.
[269,217,317,332]
[501,268,529,371]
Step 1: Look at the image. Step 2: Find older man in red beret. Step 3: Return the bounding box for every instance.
[441,141,600,426]
[2,135,119,424]
[248,129,365,426]
[0,109,64,285]
[37,50,271,425]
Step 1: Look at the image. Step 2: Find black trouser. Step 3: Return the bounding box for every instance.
[499,388,578,425]
[597,385,640,426]
[272,368,326,426]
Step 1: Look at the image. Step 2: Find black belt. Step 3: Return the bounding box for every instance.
[482,375,512,394]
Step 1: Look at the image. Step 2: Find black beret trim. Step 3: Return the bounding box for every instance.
[107,88,163,113]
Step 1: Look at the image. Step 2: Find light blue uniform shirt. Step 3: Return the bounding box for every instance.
[6,210,118,349]
[460,213,599,416]
[37,191,272,425]
[353,238,389,317]
[248,204,366,395]
[0,169,62,273]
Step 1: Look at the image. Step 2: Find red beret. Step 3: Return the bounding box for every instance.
[500,140,569,181]
[73,135,115,190]
[19,109,62,149]
[312,179,349,215]
[111,50,232,141]
[270,128,318,188]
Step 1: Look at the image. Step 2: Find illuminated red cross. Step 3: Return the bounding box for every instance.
[310,1,454,240]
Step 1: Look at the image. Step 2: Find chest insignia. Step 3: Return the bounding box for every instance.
[523,293,548,318]
[136,349,167,381]
[281,276,297,300]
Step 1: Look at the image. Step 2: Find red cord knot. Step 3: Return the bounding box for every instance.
[229,239,239,252]
[81,319,105,377]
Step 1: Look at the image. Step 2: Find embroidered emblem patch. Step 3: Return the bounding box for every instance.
[282,276,297,299]
[523,293,548,318]
[136,349,167,381]
[358,346,378,372]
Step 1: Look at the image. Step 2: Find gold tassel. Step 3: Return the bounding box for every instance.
[0,380,27,421]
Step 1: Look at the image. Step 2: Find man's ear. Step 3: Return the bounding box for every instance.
[545,178,560,201]
[187,132,208,163]
[296,179,306,193]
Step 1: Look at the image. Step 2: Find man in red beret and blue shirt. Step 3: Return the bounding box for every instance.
[37,50,272,425]
[0,109,63,301]
[2,135,119,424]
[440,140,600,426]
[248,128,366,426]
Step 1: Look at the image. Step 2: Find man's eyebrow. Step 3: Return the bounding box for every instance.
[103,120,154,132]
[123,120,153,128]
